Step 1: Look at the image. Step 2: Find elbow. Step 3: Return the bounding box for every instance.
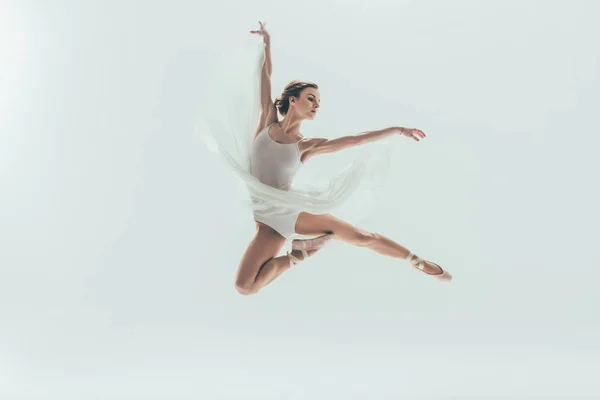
[261,102,275,113]
[261,69,271,80]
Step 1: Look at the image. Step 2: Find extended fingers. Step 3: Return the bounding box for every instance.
[408,129,426,141]
[251,21,268,35]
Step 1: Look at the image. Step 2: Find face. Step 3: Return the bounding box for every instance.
[291,88,320,119]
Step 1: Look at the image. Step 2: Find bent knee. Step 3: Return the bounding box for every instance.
[235,282,257,296]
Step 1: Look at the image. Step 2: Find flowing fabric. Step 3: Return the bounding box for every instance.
[194,38,397,230]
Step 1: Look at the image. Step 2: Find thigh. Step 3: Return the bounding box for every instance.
[294,212,372,245]
[235,222,287,287]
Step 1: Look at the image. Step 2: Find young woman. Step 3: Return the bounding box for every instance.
[225,22,452,295]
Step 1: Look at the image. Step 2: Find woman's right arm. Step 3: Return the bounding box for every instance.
[251,21,277,137]
[260,37,274,111]
[251,21,273,111]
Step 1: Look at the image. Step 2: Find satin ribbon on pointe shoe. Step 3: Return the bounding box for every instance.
[292,233,334,251]
[287,249,309,267]
[405,252,452,282]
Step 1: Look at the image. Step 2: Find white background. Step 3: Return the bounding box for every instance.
[1,0,599,398]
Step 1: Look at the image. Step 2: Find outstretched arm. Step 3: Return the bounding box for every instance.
[302,127,426,162]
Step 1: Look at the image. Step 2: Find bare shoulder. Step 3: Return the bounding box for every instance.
[298,137,328,163]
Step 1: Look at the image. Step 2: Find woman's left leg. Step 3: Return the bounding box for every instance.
[294,212,451,279]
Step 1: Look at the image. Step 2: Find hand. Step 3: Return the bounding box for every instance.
[250,21,270,43]
[398,127,426,142]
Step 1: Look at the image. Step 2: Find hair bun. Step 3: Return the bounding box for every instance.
[274,81,319,116]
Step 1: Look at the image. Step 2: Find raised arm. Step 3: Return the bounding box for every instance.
[251,21,274,111]
[251,21,278,137]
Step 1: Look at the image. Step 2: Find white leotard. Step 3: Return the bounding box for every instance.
[249,122,302,189]
[249,122,303,238]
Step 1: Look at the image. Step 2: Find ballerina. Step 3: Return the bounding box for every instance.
[233,21,452,295]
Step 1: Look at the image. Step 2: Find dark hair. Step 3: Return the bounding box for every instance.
[274,80,319,116]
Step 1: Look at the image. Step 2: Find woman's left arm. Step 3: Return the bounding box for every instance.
[355,126,426,143]
[303,127,425,161]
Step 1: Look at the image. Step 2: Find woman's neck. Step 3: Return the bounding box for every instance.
[278,115,303,136]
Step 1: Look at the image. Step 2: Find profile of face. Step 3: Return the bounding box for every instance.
[290,88,321,120]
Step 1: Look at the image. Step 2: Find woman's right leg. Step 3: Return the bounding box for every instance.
[235,223,286,295]
[235,222,323,295]
[251,246,320,293]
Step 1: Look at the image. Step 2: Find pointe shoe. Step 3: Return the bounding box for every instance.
[292,233,334,251]
[405,251,452,282]
[287,249,309,267]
